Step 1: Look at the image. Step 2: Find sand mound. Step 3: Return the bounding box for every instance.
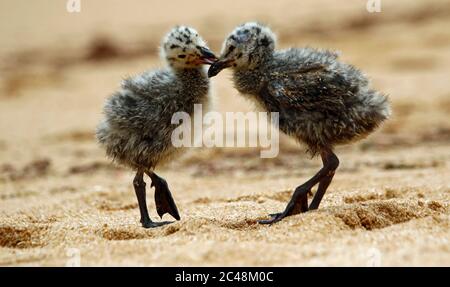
[0,225,48,249]
[333,200,446,230]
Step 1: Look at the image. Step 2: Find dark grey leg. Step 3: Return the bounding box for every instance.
[133,170,172,228]
[259,150,339,224]
[146,171,180,221]
[309,152,338,210]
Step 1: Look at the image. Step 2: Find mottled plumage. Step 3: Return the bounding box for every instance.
[209,22,390,224]
[97,26,217,228]
[97,68,209,169]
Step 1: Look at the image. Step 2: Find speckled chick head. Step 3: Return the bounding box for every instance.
[161,26,217,69]
[208,22,276,77]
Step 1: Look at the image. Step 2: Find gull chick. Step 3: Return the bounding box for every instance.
[209,22,390,224]
[97,26,217,228]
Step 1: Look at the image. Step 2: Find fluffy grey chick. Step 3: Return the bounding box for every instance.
[208,22,390,224]
[97,26,217,228]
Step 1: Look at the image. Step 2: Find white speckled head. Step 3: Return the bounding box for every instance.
[161,26,217,69]
[208,22,276,77]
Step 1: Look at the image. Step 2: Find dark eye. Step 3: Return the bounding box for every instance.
[178,55,186,58]
[260,36,270,47]
[224,45,235,58]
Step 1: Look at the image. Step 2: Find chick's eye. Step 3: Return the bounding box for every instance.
[224,45,235,58]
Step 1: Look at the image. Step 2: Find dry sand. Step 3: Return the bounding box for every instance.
[0,0,449,266]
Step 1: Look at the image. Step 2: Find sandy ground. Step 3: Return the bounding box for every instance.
[0,0,449,266]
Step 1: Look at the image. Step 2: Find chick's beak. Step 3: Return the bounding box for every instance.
[207,58,234,78]
[199,47,218,65]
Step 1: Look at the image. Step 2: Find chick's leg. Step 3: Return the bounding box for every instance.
[133,170,171,228]
[259,150,339,224]
[147,171,181,221]
[309,151,338,210]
